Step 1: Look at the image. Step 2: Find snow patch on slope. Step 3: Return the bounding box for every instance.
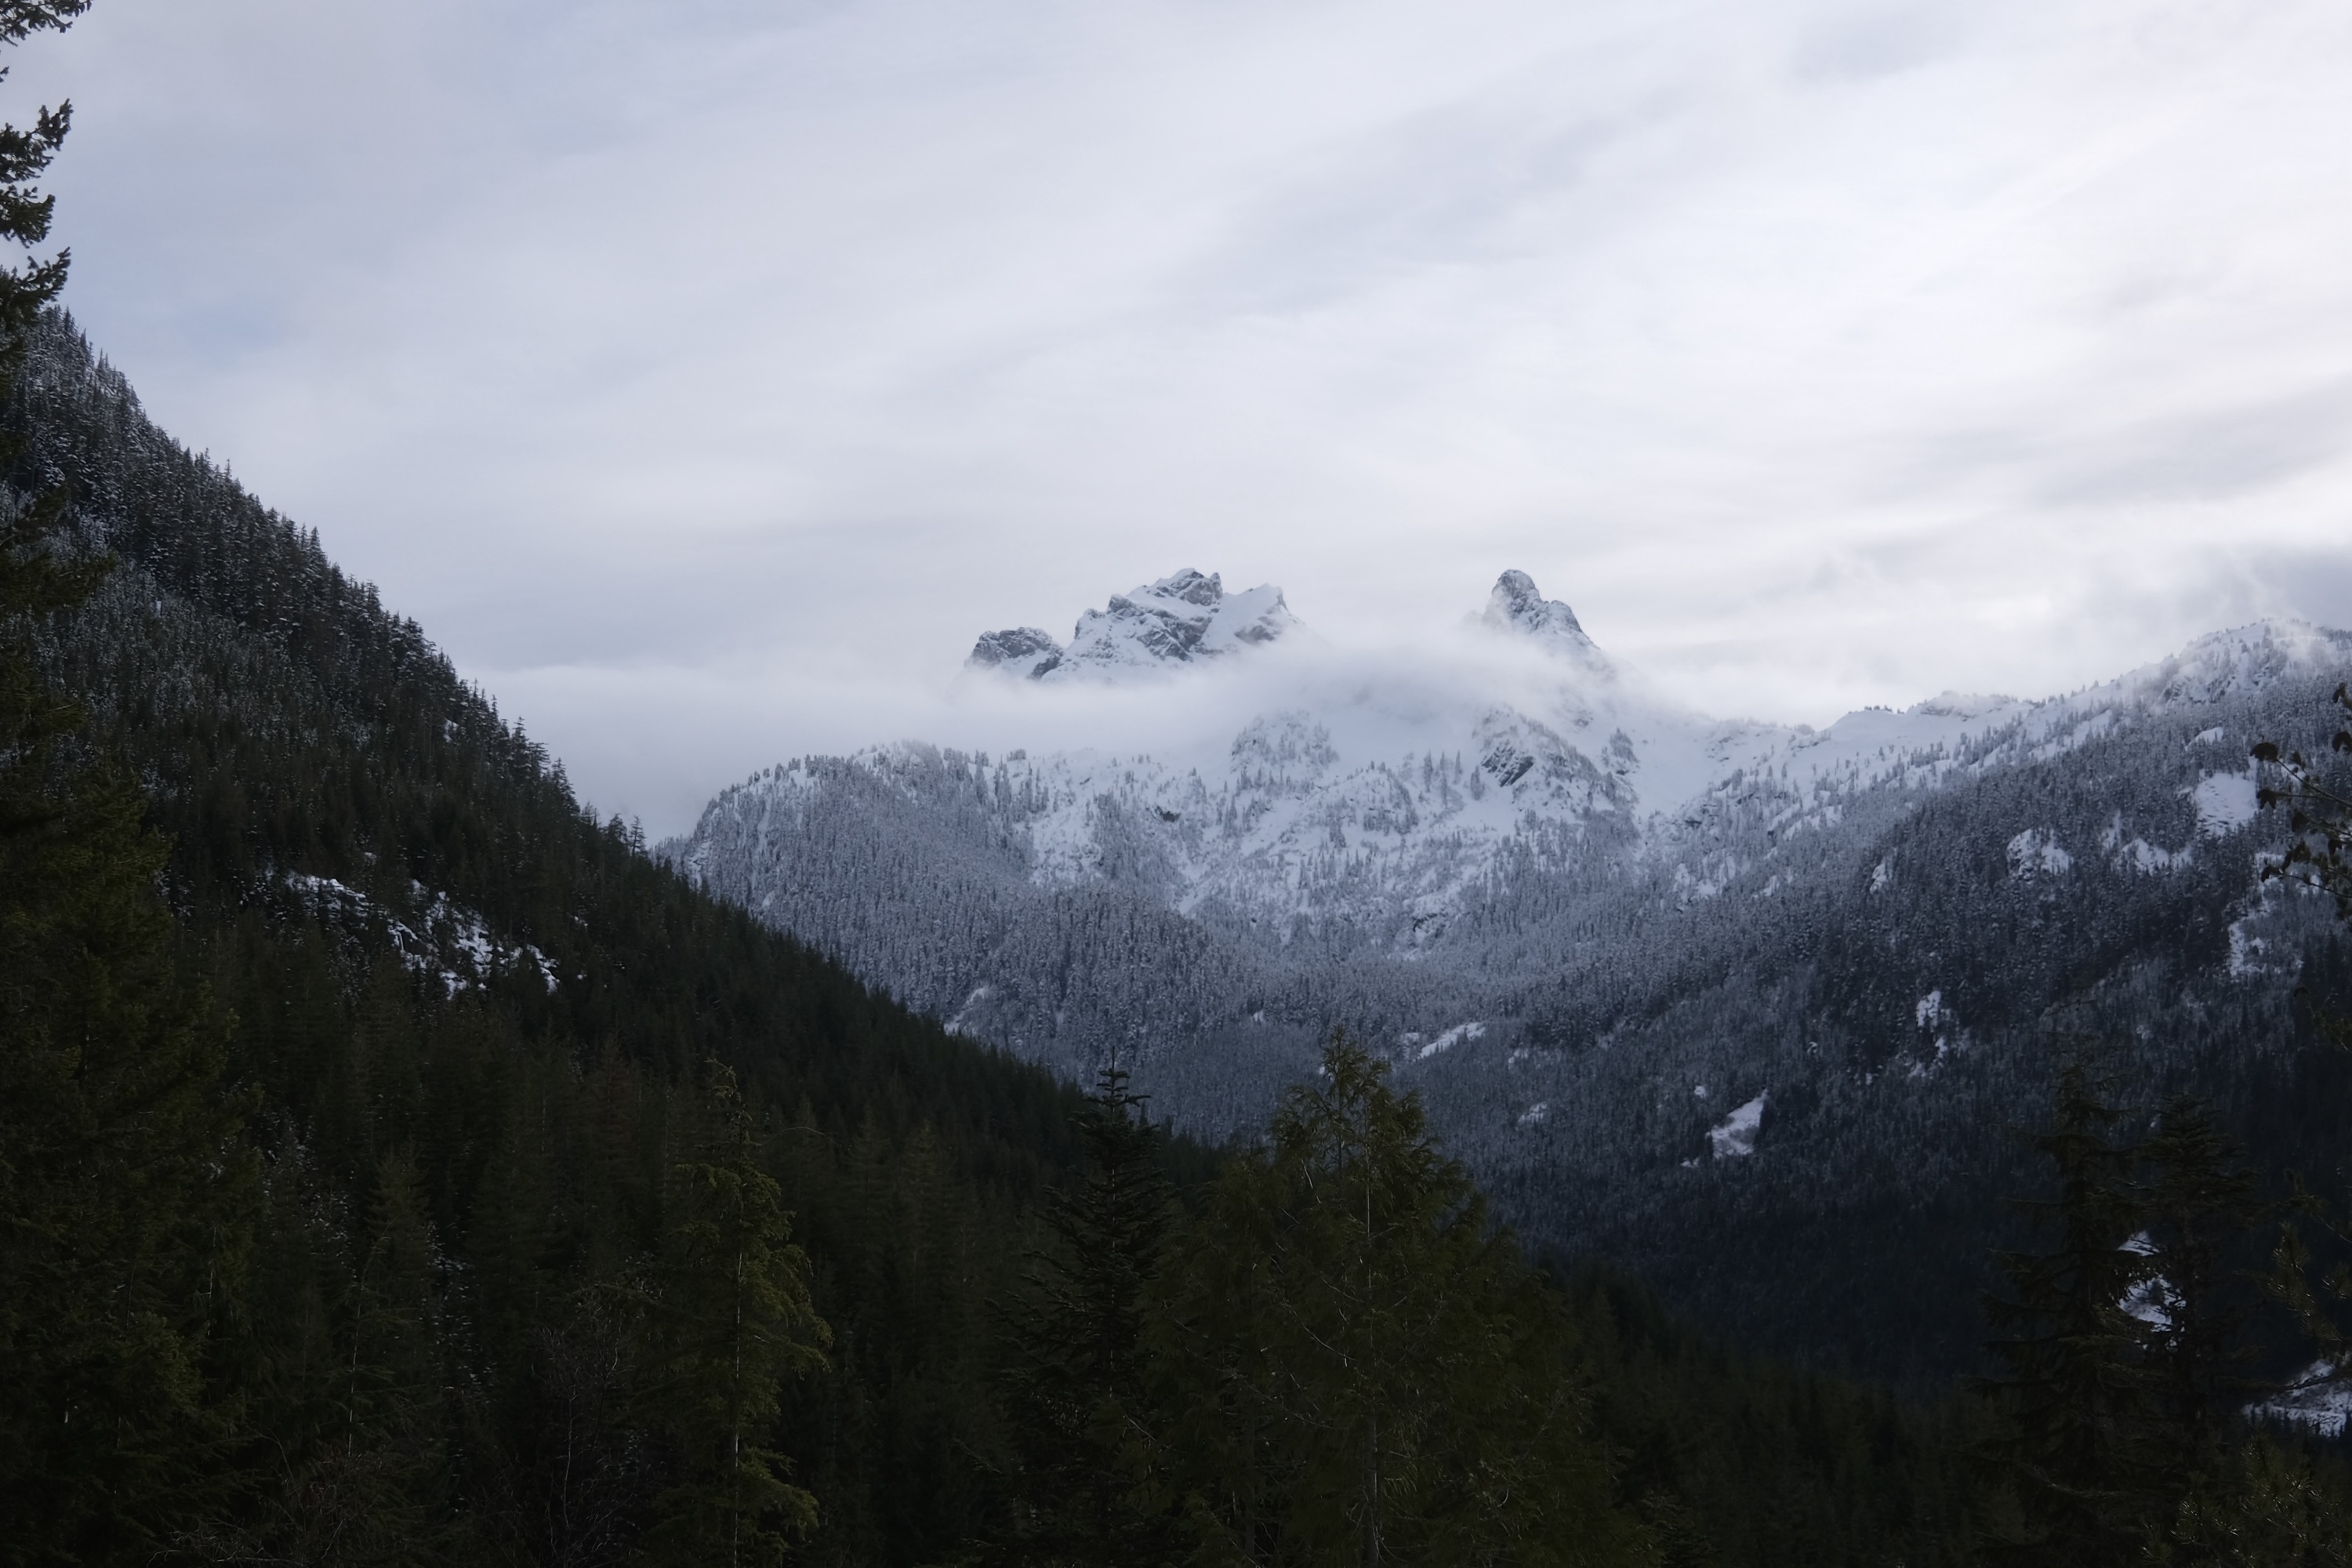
[2192,771,2261,837]
[2252,1361,2352,1439]
[1415,1021,1486,1060]
[2008,829,2073,878]
[1709,1094,1767,1160]
[282,873,555,995]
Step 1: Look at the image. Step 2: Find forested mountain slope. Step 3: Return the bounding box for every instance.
[4,308,1107,1563]
[1446,638,2352,1377]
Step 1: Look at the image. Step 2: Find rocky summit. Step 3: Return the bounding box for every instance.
[966,566,1301,681]
[1479,567,1611,672]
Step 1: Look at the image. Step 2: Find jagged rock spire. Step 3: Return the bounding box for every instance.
[1479,570,1607,669]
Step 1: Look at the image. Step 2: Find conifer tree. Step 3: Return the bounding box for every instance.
[229,1149,457,1568]
[348,1150,455,1517]
[622,1062,830,1568]
[2133,1095,2263,1512]
[1139,1032,1650,1568]
[2153,1436,2352,1568]
[1975,1068,2274,1563]
[1978,1060,2156,1565]
[2256,691,2352,1363]
[0,5,260,1559]
[993,1066,1181,1566]
[0,760,258,1562]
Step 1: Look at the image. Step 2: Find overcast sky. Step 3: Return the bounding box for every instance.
[18,0,2352,832]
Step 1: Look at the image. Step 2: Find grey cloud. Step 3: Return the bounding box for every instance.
[16,0,2352,831]
[423,515,975,671]
[1883,379,2352,512]
[1190,97,1646,315]
[2172,542,2352,631]
[1792,5,1969,81]
[2035,383,2352,505]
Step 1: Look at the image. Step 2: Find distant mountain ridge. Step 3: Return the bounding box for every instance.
[692,568,2345,973]
[667,564,2352,1376]
[670,567,2352,1052]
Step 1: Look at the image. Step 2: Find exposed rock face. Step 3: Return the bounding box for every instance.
[1480,569,1609,671]
[967,626,1065,679]
[966,568,1301,681]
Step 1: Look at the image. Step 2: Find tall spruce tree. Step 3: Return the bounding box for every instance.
[2256,689,2352,1361]
[1138,1033,1652,1568]
[2253,673,2352,1434]
[1979,1060,2158,1565]
[0,5,261,1561]
[992,1066,1181,1566]
[1979,1066,2280,1565]
[2133,1096,2263,1512]
[622,1063,829,1568]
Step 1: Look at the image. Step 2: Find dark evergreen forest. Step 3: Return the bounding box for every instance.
[8,3,2352,1563]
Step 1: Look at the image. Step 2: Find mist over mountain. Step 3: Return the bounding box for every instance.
[668,566,2352,1374]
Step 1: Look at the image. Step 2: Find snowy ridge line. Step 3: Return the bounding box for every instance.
[2252,1361,2352,1439]
[684,609,2347,950]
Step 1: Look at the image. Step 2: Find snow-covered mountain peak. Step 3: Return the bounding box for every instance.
[965,568,1303,682]
[2118,618,2352,710]
[1478,571,1610,673]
